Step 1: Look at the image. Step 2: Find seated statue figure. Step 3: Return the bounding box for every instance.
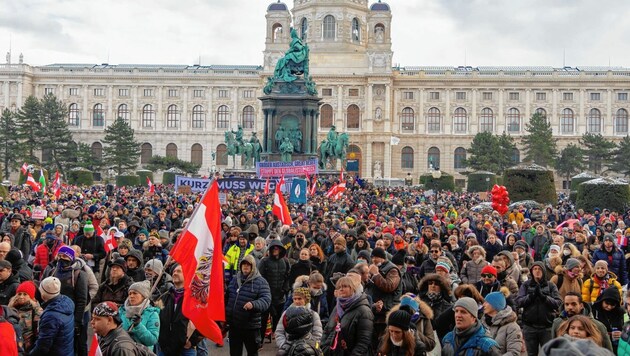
[273,28,309,82]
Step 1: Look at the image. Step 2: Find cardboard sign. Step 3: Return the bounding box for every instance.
[32,208,47,220]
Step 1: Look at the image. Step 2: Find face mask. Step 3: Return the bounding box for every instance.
[563,250,571,256]
[46,239,55,247]
[59,259,72,268]
[296,238,304,244]
[390,336,403,347]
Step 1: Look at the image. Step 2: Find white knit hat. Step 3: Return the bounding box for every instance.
[40,276,61,301]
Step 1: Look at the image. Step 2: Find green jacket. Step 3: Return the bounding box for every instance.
[620,320,630,356]
[120,304,161,347]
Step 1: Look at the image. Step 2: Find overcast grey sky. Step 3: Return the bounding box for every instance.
[2,0,629,68]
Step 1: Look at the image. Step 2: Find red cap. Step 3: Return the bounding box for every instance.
[481,265,497,277]
[16,281,36,299]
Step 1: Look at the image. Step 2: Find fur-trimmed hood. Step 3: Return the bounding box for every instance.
[418,273,452,300]
[467,245,486,258]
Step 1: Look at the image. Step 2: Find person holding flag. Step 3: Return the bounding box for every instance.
[50,171,62,200]
[146,177,155,195]
[272,177,292,226]
[25,172,40,193]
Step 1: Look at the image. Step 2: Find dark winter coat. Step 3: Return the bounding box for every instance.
[226,255,272,330]
[592,246,628,285]
[418,273,454,324]
[92,274,134,307]
[442,321,499,356]
[258,240,290,303]
[592,286,625,337]
[43,261,89,326]
[0,272,19,305]
[29,295,75,356]
[10,226,31,261]
[323,250,355,287]
[321,293,374,356]
[99,326,140,356]
[124,249,145,282]
[74,234,106,272]
[157,287,203,355]
[288,259,314,286]
[516,275,562,328]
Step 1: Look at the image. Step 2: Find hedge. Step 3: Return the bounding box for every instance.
[419,173,455,191]
[116,175,140,187]
[136,170,154,187]
[503,163,556,204]
[570,172,598,191]
[576,178,630,213]
[163,171,176,185]
[18,167,48,185]
[467,171,497,192]
[68,169,94,186]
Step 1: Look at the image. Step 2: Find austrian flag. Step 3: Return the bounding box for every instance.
[147,177,155,194]
[26,173,40,192]
[170,180,225,346]
[272,177,292,226]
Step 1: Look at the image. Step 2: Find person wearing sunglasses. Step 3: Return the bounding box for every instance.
[418,273,453,327]
[475,265,501,298]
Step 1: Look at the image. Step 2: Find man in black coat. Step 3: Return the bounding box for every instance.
[74,221,106,275]
[0,260,18,305]
[323,236,355,307]
[4,213,31,260]
[258,239,290,344]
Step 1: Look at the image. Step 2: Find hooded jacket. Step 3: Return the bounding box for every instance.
[124,249,146,282]
[480,306,524,356]
[592,245,627,285]
[460,246,489,284]
[497,250,521,285]
[592,286,624,335]
[388,299,436,352]
[418,273,453,323]
[258,239,291,303]
[515,262,562,328]
[29,294,75,356]
[549,264,584,300]
[321,293,374,356]
[226,254,272,329]
[92,274,134,307]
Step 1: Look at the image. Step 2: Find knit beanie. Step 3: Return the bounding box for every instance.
[39,276,61,301]
[16,281,37,299]
[292,287,311,305]
[387,310,412,331]
[481,265,497,277]
[435,261,451,273]
[371,247,387,260]
[83,220,95,233]
[399,295,419,313]
[485,291,506,311]
[144,259,163,275]
[549,245,561,253]
[391,249,406,266]
[334,236,347,246]
[453,297,478,318]
[594,260,608,270]
[57,246,75,261]
[565,258,580,271]
[110,257,128,273]
[129,280,151,300]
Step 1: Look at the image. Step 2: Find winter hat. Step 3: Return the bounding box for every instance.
[371,247,387,260]
[514,240,528,251]
[485,291,506,311]
[436,261,451,273]
[387,310,412,331]
[39,276,61,301]
[565,258,581,271]
[57,246,75,261]
[603,234,615,243]
[453,297,478,318]
[399,295,419,313]
[129,280,151,300]
[481,265,497,277]
[334,236,347,246]
[292,287,311,305]
[93,301,119,317]
[83,220,95,233]
[391,249,406,266]
[357,250,371,262]
[0,260,11,270]
[110,257,128,273]
[16,281,36,299]
[158,230,169,240]
[594,260,608,270]
[5,249,23,267]
[549,245,561,254]
[144,259,163,275]
[45,230,57,240]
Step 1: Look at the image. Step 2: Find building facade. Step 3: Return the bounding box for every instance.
[2,0,630,187]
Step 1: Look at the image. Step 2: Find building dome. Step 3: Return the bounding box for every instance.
[267,1,288,11]
[370,0,390,11]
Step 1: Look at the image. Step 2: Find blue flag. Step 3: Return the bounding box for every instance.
[289,178,307,204]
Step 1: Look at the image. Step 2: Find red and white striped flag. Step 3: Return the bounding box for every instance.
[272,177,292,226]
[20,163,28,175]
[170,180,225,346]
[309,175,317,196]
[89,333,102,356]
[264,177,270,194]
[51,171,62,200]
[254,194,260,204]
[26,173,40,192]
[147,177,155,194]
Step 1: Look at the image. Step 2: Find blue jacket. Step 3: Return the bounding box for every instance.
[442,322,499,356]
[226,255,271,330]
[29,295,75,356]
[592,247,627,285]
[120,304,161,347]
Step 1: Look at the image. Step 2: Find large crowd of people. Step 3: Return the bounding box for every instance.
[0,176,628,355]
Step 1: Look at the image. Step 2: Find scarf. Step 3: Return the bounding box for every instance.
[124,298,150,318]
[594,274,610,296]
[336,292,361,320]
[454,320,481,351]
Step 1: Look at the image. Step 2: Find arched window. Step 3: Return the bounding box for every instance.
[166,143,178,159]
[535,108,547,119]
[506,108,520,133]
[191,105,205,129]
[427,107,441,133]
[91,142,103,160]
[347,104,360,129]
[587,108,601,133]
[117,104,130,123]
[68,103,80,126]
[323,15,336,40]
[92,104,104,127]
[216,144,228,166]
[300,18,308,41]
[166,105,179,128]
[453,108,467,133]
[352,18,360,42]
[401,107,414,132]
[140,143,152,164]
[217,105,229,129]
[191,143,203,165]
[320,104,333,128]
[401,146,414,169]
[428,147,440,169]
[374,23,385,42]
[142,104,155,128]
[512,148,520,164]
[479,108,493,133]
[561,108,575,134]
[242,106,255,129]
[454,147,467,169]
[272,23,283,42]
[616,108,629,134]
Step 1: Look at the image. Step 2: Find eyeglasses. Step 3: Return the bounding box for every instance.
[481,273,495,278]
[430,250,440,254]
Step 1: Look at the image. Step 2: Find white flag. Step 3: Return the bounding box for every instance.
[390,136,400,145]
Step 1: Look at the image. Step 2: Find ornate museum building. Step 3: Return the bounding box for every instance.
[2,0,630,187]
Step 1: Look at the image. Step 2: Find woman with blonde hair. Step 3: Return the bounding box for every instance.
[556,314,604,347]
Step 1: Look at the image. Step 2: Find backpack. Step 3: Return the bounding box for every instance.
[280,338,324,356]
[556,273,583,291]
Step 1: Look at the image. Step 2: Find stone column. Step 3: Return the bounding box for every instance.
[497,89,504,133]
[16,81,22,108]
[419,88,425,133]
[132,86,139,129]
[525,89,531,124]
[207,86,213,132]
[337,85,343,128]
[552,89,558,134]
[366,84,373,131]
[157,86,163,130]
[384,85,391,132]
[607,89,613,135]
[578,89,585,135]
[3,82,9,108]
[365,141,373,179]
[181,86,188,131]
[384,142,391,178]
[82,85,89,128]
[107,85,113,125]
[471,89,477,133]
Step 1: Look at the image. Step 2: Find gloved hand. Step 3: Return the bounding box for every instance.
[131,314,142,326]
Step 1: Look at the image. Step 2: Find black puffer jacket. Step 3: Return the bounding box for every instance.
[516,272,562,328]
[0,272,19,305]
[124,249,146,282]
[321,293,374,356]
[258,240,290,303]
[226,255,272,329]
